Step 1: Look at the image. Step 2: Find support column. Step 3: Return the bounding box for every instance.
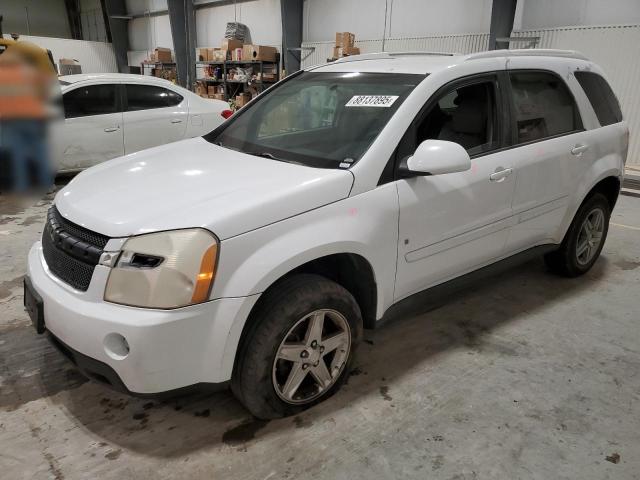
[168,0,197,89]
[489,0,518,50]
[103,0,130,73]
[280,0,303,74]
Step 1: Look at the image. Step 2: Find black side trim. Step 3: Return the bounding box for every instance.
[47,333,229,399]
[376,244,558,328]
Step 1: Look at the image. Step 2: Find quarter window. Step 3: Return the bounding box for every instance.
[574,71,622,126]
[63,84,117,118]
[509,71,582,144]
[125,84,183,111]
[415,80,500,156]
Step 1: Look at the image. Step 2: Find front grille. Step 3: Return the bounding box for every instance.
[42,207,110,291]
[50,206,109,249]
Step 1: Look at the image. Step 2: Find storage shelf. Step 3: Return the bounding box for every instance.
[194,55,280,102]
[197,77,276,84]
[196,60,278,65]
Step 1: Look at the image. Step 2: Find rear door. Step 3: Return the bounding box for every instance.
[122,83,188,154]
[60,83,123,170]
[502,67,591,252]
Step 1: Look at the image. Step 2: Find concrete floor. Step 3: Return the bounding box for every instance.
[1,189,639,480]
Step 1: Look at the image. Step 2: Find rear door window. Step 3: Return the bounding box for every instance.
[125,84,183,111]
[574,71,623,126]
[509,71,582,144]
[63,84,118,118]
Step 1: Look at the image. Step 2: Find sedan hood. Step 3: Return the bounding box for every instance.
[55,137,354,240]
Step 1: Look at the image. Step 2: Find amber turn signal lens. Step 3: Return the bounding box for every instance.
[191,243,218,303]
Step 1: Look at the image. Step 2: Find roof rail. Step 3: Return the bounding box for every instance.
[332,51,458,64]
[466,49,589,61]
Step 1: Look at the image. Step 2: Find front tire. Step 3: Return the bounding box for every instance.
[544,193,610,277]
[231,274,363,419]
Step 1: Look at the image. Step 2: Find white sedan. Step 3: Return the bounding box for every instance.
[54,73,229,172]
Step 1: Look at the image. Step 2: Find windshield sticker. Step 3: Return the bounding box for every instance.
[345,95,399,107]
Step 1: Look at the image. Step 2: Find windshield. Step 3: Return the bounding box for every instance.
[205,71,425,168]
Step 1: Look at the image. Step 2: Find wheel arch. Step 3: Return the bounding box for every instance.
[230,252,378,379]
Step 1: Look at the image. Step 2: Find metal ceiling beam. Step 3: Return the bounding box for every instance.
[280,0,303,74]
[489,0,518,50]
[103,0,130,72]
[167,0,197,89]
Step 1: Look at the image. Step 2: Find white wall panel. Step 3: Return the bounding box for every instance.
[195,0,282,47]
[301,33,489,68]
[518,0,640,30]
[512,25,640,166]
[3,34,117,74]
[302,0,492,43]
[128,15,174,52]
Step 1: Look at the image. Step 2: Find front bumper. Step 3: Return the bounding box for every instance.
[27,242,260,394]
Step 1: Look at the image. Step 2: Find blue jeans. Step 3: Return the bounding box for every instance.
[0,120,52,192]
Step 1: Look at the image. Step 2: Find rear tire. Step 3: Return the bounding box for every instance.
[544,193,610,277]
[231,274,362,419]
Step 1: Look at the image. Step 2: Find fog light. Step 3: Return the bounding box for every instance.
[104,333,130,360]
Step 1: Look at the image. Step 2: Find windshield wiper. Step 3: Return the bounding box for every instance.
[247,151,304,165]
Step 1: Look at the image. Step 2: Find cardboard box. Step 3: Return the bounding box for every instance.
[211,49,227,62]
[154,47,172,63]
[221,39,243,51]
[333,46,360,58]
[242,45,278,62]
[207,86,217,95]
[236,92,251,107]
[195,82,207,96]
[211,93,225,100]
[197,48,209,61]
[335,32,355,48]
[232,47,243,61]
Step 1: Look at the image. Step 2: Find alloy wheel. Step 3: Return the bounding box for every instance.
[576,207,605,266]
[272,309,351,404]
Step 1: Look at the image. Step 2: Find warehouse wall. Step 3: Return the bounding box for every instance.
[302,0,493,42]
[127,0,173,51]
[195,0,281,47]
[1,34,118,73]
[2,0,71,39]
[515,0,640,30]
[79,0,108,42]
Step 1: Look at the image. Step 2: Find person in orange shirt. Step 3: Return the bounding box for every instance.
[0,47,55,192]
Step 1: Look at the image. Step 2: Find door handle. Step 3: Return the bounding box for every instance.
[489,167,513,182]
[104,127,119,133]
[171,119,183,124]
[571,144,589,156]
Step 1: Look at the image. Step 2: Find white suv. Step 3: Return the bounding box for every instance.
[25,50,628,419]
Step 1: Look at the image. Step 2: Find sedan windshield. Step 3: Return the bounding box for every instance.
[205,71,425,168]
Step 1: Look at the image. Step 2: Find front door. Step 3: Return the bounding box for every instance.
[394,74,517,301]
[60,83,123,171]
[122,83,188,154]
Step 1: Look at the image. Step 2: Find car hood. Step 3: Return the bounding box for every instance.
[55,137,354,240]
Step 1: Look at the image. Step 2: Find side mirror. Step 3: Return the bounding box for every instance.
[399,139,471,177]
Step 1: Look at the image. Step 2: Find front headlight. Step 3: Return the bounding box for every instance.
[104,228,218,309]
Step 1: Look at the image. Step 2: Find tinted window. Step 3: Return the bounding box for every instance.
[207,72,424,169]
[510,71,582,143]
[575,71,622,126]
[126,84,183,111]
[415,80,500,156]
[63,84,117,118]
